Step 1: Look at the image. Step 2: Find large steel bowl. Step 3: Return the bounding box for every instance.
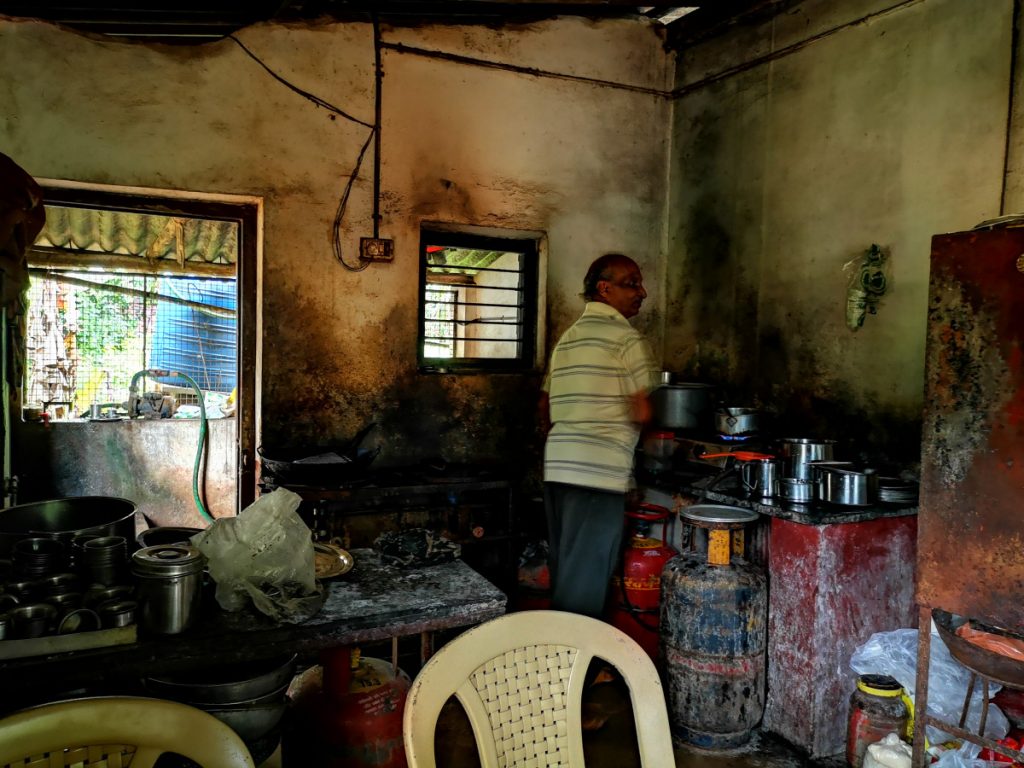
[0,497,137,557]
[145,654,297,705]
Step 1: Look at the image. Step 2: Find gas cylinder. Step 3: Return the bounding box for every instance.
[660,503,767,750]
[609,503,677,659]
[286,646,411,767]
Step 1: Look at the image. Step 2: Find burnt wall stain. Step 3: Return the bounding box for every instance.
[262,300,545,486]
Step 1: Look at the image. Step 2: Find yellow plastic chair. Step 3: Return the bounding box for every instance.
[0,696,256,768]
[403,610,674,767]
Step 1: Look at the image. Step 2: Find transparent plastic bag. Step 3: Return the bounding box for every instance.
[192,487,324,623]
[850,627,1009,744]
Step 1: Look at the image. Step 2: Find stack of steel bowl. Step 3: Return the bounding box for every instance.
[12,537,66,578]
[82,536,128,586]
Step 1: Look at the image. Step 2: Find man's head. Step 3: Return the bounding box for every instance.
[582,253,647,318]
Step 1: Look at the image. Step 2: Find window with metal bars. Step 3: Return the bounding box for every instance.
[418,230,539,372]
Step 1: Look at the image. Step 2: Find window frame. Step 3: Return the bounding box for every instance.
[29,182,260,512]
[417,228,540,374]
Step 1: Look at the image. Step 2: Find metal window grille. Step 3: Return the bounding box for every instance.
[24,271,237,419]
[418,231,539,372]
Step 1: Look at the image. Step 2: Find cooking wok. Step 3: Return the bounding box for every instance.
[258,423,379,487]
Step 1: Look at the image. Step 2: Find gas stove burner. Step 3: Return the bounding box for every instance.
[718,433,756,442]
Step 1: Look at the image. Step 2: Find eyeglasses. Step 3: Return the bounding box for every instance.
[611,279,644,291]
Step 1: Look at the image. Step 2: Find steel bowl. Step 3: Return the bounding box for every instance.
[0,497,137,557]
[145,653,298,705]
[197,684,289,742]
[933,609,1024,689]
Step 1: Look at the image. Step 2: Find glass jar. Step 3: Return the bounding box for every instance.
[846,674,909,768]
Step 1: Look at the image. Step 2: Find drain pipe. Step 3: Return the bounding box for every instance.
[129,368,213,524]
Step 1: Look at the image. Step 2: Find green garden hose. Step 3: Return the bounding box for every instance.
[128,368,213,524]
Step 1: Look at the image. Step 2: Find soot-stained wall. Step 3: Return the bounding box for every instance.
[666,0,1012,466]
[1,15,673,517]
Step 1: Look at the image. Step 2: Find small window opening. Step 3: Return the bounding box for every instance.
[418,230,539,372]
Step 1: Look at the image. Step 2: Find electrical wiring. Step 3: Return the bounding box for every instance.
[225,31,383,272]
[226,35,373,129]
[333,128,376,272]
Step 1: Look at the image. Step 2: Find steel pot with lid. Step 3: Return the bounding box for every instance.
[651,383,715,430]
[132,544,206,635]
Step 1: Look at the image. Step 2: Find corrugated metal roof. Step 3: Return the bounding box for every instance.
[34,205,238,266]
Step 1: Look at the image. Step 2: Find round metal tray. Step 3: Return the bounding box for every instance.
[681,504,759,525]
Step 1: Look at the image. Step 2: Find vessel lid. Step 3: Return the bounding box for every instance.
[681,504,759,525]
[857,674,903,696]
[132,544,206,576]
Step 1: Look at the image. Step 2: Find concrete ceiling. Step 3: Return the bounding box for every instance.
[0,0,789,46]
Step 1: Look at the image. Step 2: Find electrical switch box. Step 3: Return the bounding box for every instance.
[359,237,395,262]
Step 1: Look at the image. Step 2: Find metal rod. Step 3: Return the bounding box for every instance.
[29,270,237,318]
[959,673,975,728]
[425,283,524,293]
[422,336,520,343]
[427,264,522,275]
[912,604,932,768]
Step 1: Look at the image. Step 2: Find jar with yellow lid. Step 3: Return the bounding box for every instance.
[846,674,910,768]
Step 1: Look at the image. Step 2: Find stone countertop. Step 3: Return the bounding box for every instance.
[0,549,507,702]
[647,474,918,526]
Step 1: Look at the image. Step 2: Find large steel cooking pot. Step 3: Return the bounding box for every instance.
[779,438,835,481]
[651,383,715,430]
[0,497,137,557]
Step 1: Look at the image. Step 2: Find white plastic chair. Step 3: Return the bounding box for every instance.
[403,610,674,767]
[0,696,256,768]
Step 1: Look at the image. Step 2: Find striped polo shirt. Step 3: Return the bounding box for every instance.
[542,301,658,492]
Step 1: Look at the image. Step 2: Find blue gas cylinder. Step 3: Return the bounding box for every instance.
[660,504,767,750]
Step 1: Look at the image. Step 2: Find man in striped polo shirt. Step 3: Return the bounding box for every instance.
[540,253,658,617]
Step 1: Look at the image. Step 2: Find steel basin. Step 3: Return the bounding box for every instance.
[145,654,298,705]
[0,497,137,557]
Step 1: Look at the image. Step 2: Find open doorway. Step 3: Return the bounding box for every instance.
[10,182,260,524]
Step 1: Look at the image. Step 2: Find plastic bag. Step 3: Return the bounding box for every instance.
[193,488,324,623]
[864,733,912,768]
[850,627,1009,743]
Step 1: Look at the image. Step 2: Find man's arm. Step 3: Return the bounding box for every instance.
[630,390,652,426]
[538,391,551,435]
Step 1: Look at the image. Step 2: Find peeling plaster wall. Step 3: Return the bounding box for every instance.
[1,15,673,512]
[666,0,1012,465]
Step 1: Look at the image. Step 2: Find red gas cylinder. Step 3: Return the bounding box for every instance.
[609,503,677,659]
[287,646,411,767]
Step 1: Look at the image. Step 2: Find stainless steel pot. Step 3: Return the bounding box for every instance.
[716,407,760,436]
[779,477,815,503]
[651,383,715,430]
[780,439,836,481]
[816,465,879,506]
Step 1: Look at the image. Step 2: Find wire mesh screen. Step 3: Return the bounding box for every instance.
[24,272,237,419]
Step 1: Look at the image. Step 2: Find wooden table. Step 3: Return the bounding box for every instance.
[0,550,507,707]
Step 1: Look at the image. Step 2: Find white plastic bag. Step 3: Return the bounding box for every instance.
[193,488,323,623]
[864,733,912,768]
[850,627,1009,744]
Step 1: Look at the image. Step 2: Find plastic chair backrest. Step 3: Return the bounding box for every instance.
[0,696,255,768]
[403,610,674,767]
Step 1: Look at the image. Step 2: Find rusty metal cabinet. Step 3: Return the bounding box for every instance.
[914,223,1024,764]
